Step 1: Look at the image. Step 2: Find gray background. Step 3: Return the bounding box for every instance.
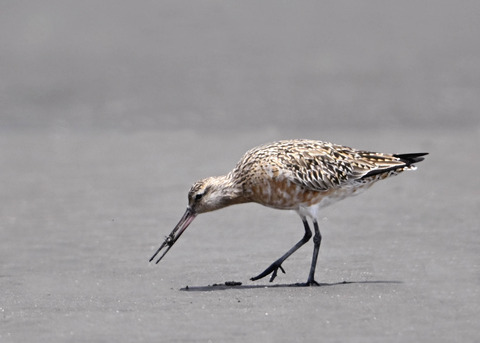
[1,1,479,342]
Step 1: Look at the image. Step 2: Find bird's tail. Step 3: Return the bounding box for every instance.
[393,152,429,166]
[360,152,428,179]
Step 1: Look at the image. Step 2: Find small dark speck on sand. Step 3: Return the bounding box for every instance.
[212,281,242,287]
[225,281,242,286]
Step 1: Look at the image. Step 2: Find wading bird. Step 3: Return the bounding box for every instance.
[150,139,427,286]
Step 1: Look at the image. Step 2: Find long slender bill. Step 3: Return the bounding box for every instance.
[149,208,197,264]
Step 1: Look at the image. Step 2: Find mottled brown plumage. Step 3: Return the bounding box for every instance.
[150,139,427,285]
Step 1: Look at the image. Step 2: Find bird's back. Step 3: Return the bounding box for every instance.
[229,139,426,210]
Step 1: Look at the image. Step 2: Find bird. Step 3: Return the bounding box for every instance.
[149,139,427,286]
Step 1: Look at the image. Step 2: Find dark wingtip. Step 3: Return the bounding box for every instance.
[393,152,428,165]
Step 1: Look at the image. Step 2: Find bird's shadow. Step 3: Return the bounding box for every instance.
[180,280,402,292]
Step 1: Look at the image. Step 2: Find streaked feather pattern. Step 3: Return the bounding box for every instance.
[230,140,425,193]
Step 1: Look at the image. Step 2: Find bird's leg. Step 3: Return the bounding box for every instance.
[305,219,322,286]
[251,218,312,282]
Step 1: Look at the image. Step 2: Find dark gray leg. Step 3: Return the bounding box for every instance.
[306,219,322,286]
[251,218,312,282]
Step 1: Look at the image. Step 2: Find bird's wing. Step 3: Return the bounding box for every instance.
[277,141,408,191]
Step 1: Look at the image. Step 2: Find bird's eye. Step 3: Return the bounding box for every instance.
[195,193,203,201]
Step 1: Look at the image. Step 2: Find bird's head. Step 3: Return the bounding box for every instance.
[149,176,243,264]
[187,176,236,214]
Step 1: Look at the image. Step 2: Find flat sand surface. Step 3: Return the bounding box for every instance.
[1,128,478,342]
[1,1,479,342]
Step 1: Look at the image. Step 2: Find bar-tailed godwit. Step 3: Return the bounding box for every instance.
[150,139,427,286]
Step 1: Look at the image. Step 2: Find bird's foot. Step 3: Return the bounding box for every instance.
[250,261,286,282]
[305,279,320,286]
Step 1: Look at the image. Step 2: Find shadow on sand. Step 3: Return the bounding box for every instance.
[180,280,403,292]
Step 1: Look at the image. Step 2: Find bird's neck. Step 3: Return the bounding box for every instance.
[211,174,249,207]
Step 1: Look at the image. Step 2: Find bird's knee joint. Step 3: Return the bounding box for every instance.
[304,231,313,241]
[313,235,322,244]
